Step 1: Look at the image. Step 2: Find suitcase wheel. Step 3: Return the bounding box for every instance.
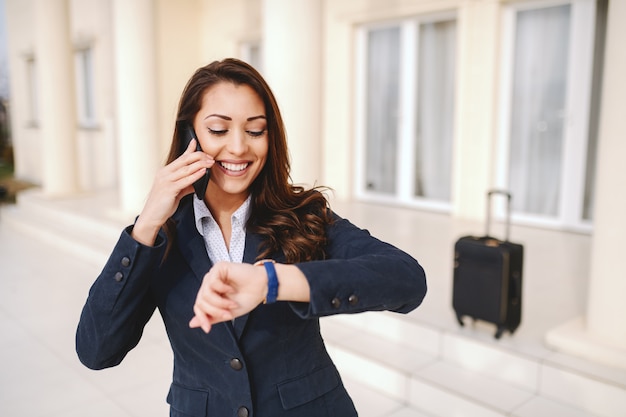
[495,327,505,339]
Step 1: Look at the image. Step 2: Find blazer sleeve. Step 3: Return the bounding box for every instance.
[76,225,166,370]
[291,214,427,318]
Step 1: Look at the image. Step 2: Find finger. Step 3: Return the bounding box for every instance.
[190,301,232,333]
[206,277,236,297]
[166,143,212,176]
[168,139,201,171]
[168,154,213,180]
[174,163,212,193]
[157,161,209,192]
[194,280,237,315]
[189,314,212,333]
[184,138,198,154]
[194,293,236,319]
[202,267,237,295]
[192,301,222,333]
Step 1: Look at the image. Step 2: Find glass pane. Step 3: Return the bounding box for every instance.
[415,19,456,201]
[242,42,263,73]
[75,49,95,125]
[27,58,39,123]
[365,27,400,194]
[81,49,95,120]
[508,5,571,216]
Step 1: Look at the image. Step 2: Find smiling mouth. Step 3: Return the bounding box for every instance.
[219,161,250,172]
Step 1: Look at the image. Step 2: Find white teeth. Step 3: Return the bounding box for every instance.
[219,162,249,172]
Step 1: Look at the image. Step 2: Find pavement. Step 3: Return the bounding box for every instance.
[0,219,172,416]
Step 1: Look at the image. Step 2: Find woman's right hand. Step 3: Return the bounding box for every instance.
[131,139,214,246]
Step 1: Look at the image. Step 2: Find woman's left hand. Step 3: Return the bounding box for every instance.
[189,261,267,333]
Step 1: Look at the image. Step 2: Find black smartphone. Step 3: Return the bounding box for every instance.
[179,122,210,199]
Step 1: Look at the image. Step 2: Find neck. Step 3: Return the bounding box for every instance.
[204,189,249,249]
[204,186,249,227]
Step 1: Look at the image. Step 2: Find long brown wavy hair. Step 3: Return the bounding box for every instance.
[164,58,333,263]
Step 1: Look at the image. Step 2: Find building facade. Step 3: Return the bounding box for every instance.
[5,0,626,368]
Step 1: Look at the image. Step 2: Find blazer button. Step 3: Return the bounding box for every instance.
[237,406,249,417]
[230,358,243,371]
[114,272,124,282]
[121,256,131,267]
[331,297,341,309]
[348,294,359,306]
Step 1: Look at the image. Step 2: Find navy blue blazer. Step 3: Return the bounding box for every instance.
[76,196,427,417]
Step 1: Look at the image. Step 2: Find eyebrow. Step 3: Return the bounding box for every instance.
[204,114,266,122]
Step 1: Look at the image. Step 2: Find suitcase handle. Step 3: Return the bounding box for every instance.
[486,189,512,241]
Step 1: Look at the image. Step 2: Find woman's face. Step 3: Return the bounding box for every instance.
[193,81,268,204]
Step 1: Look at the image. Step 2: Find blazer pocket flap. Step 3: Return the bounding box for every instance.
[277,365,340,410]
[167,383,208,416]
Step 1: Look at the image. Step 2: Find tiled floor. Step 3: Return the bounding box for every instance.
[0,220,172,416]
[0,193,609,416]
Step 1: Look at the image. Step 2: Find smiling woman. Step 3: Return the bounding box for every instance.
[194,82,268,207]
[76,58,427,417]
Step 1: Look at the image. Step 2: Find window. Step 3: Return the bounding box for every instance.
[415,19,457,201]
[25,55,39,126]
[240,41,263,74]
[75,47,96,127]
[355,15,457,210]
[496,0,605,231]
[362,25,400,196]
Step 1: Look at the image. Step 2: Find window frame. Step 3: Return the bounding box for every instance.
[495,0,598,232]
[25,54,39,127]
[74,46,97,129]
[240,40,263,74]
[354,12,458,212]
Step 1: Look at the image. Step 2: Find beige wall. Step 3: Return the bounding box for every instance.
[6,0,117,190]
[9,0,493,201]
[154,0,263,162]
[70,0,116,191]
[155,0,205,161]
[5,0,622,222]
[201,0,262,62]
[5,0,39,183]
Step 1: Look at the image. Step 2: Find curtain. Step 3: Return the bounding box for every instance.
[509,5,571,216]
[415,19,456,201]
[365,27,400,194]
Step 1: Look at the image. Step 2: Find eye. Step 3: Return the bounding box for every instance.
[208,128,227,136]
[247,129,266,137]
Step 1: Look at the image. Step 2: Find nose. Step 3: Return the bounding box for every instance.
[227,128,247,155]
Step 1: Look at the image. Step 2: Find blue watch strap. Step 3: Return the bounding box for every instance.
[263,261,279,304]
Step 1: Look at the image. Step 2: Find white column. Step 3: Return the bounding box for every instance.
[112,0,160,214]
[34,0,78,196]
[262,0,321,187]
[586,0,626,348]
[452,0,500,220]
[546,0,626,369]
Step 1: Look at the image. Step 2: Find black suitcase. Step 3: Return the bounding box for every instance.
[452,190,523,339]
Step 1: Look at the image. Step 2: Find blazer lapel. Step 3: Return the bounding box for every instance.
[233,232,264,339]
[174,203,213,283]
[173,199,241,339]
[174,197,266,340]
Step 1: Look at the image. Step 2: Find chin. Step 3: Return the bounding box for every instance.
[221,183,253,196]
